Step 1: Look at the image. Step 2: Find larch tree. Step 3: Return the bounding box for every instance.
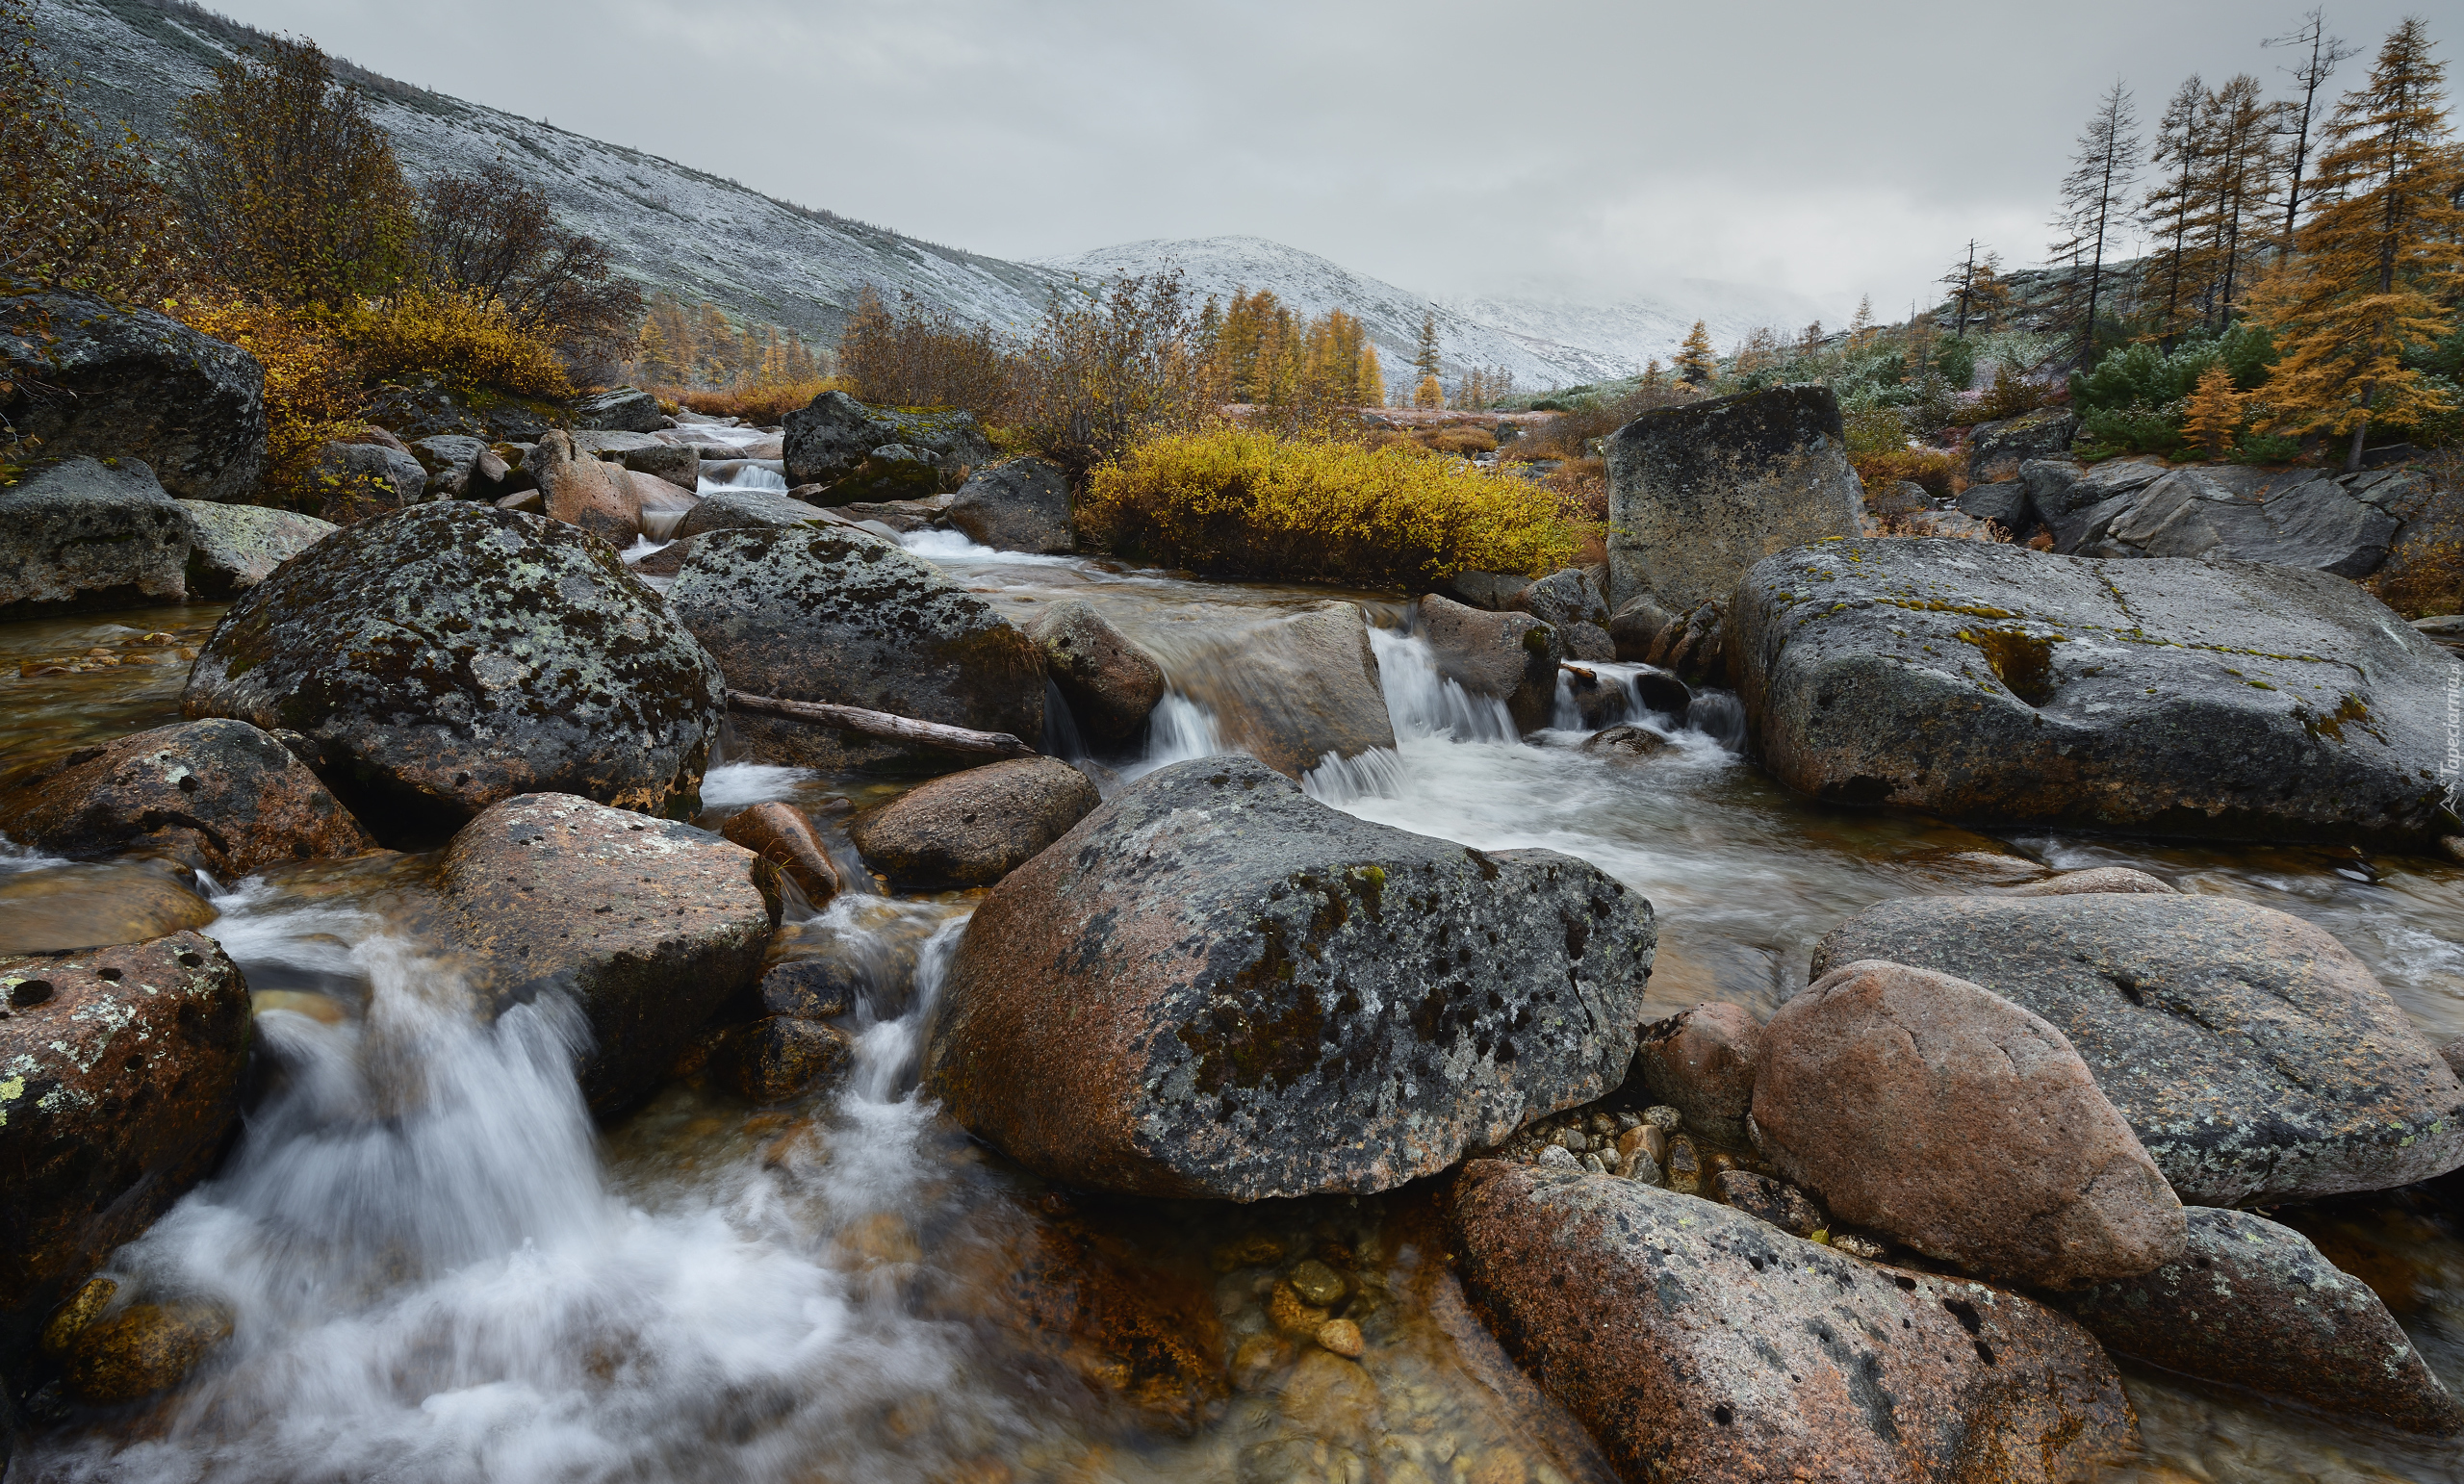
[2197,74,2279,330]
[2263,8,2361,257]
[2254,17,2461,472]
[2142,74,2212,346]
[2049,79,2143,368]
[1356,342,1384,407]
[1414,311,1442,380]
[1674,320,1717,383]
[2186,362,2245,458]
[1413,373,1444,408]
[1942,242,1981,338]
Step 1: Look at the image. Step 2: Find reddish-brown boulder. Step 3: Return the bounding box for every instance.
[720,801,842,908]
[435,794,779,1113]
[0,933,250,1373]
[1628,1000,1759,1144]
[849,756,1099,889]
[531,430,638,546]
[1448,1160,2136,1483]
[707,1015,853,1104]
[1754,959,2185,1290]
[0,719,372,878]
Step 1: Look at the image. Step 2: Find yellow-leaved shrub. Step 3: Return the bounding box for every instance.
[1081,428,1588,588]
[174,294,364,501]
[346,290,572,399]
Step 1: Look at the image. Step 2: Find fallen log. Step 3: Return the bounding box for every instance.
[725,690,1037,759]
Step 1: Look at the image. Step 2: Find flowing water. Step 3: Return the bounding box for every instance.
[9,533,2464,1483]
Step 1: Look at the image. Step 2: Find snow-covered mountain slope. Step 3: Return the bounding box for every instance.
[1441,281,1837,378]
[31,0,1065,344]
[1035,237,1636,396]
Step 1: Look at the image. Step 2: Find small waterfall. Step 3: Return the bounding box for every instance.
[696,462,789,497]
[1040,678,1087,761]
[1688,690,1748,751]
[1366,626,1516,744]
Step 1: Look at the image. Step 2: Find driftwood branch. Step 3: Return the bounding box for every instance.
[726,690,1037,759]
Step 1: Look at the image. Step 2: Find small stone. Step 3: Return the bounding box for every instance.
[1537,1144,1579,1170]
[1268,1282,1331,1340]
[1707,1151,1739,1176]
[1316,1318,1366,1358]
[1555,1128,1587,1153]
[1581,1153,1607,1174]
[40,1276,117,1356]
[1286,1258,1348,1308]
[1211,1234,1287,1273]
[1664,1135,1702,1194]
[1625,1152,1665,1187]
[1617,1124,1668,1166]
[1714,1169,1828,1239]
[63,1299,234,1404]
[1643,1106,1681,1132]
[1587,1113,1616,1135]
[1614,1111,1641,1131]
[1831,1232,1888,1261]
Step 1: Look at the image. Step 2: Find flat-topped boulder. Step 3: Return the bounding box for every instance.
[2025,459,2401,576]
[1732,536,2458,845]
[0,457,191,621]
[946,458,1073,553]
[673,489,850,539]
[182,502,724,841]
[925,756,1656,1199]
[1814,893,2464,1205]
[1448,1160,2136,1483]
[1603,383,1862,615]
[177,500,334,598]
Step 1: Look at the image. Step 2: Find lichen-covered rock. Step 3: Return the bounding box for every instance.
[1755,959,2185,1290]
[182,501,724,841]
[1418,594,1559,733]
[0,289,266,501]
[1171,603,1397,777]
[1964,407,2078,484]
[1603,384,1862,614]
[575,430,697,490]
[1814,894,2464,1205]
[2061,1206,2462,1435]
[2024,460,2405,576]
[0,933,250,1374]
[0,457,191,621]
[572,386,664,433]
[2003,866,2174,897]
[706,1015,853,1104]
[1628,1000,1760,1145]
[783,391,992,493]
[673,489,850,539]
[1025,600,1166,745]
[0,719,372,877]
[947,458,1074,553]
[1448,1160,2136,1484]
[668,525,1042,775]
[831,444,944,502]
[1507,569,1613,660]
[1732,537,2458,845]
[435,793,778,1113]
[310,438,427,522]
[176,499,334,599]
[850,756,1100,889]
[924,755,1656,1199]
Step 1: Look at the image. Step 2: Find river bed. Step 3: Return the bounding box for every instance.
[6,538,2461,1483]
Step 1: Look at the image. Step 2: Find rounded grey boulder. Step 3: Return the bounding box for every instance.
[850,756,1100,888]
[924,755,1657,1199]
[0,457,190,621]
[1024,600,1165,745]
[181,501,724,841]
[947,458,1074,553]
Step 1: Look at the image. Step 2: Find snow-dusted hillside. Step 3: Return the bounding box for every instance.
[31,0,1065,344]
[1442,281,1838,380]
[1035,237,1636,397]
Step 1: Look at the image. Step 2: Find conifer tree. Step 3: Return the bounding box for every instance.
[1942,242,1981,338]
[2197,74,2278,329]
[1414,311,1441,380]
[2264,9,2361,256]
[2254,17,2461,471]
[1674,320,1717,384]
[1796,323,1823,358]
[1356,343,1383,408]
[1846,296,1876,350]
[1642,358,1666,390]
[1967,254,2013,331]
[1413,373,1443,408]
[2186,363,2245,459]
[2142,74,2211,346]
[2049,79,2143,367]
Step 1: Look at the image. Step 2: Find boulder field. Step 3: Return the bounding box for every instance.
[925,755,1656,1199]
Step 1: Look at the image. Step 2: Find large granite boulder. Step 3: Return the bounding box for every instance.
[1025,600,1166,746]
[1964,406,2078,484]
[176,500,334,599]
[1755,959,2184,1289]
[946,457,1073,553]
[1602,384,1862,614]
[574,430,697,491]
[0,719,372,878]
[359,376,558,443]
[0,457,191,620]
[782,390,993,495]
[1417,595,1560,733]
[0,933,251,1374]
[571,386,664,433]
[182,502,724,841]
[0,289,266,501]
[2023,459,2402,576]
[1166,603,1396,777]
[849,756,1101,889]
[924,755,1656,1199]
[667,525,1043,774]
[2061,1206,2461,1436]
[310,437,426,522]
[435,793,778,1113]
[530,430,639,546]
[1814,894,2464,1205]
[1507,568,1613,660]
[1447,1161,2136,1484]
[672,489,850,539]
[408,433,489,499]
[1732,536,2458,845]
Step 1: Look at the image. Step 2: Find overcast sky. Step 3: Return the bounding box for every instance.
[209,0,2435,321]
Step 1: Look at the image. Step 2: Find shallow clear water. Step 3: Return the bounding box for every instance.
[12,535,2464,1482]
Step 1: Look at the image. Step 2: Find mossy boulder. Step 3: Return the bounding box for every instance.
[781,390,993,497]
[0,457,192,621]
[181,501,724,842]
[924,755,1656,1199]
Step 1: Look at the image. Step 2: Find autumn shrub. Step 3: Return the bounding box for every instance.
[1424,426,1497,455]
[1082,427,1587,589]
[1849,447,1964,499]
[2366,537,2464,618]
[838,287,1014,422]
[345,290,573,399]
[1515,384,1692,461]
[1947,361,2061,425]
[654,378,846,424]
[1540,454,1607,522]
[175,295,363,504]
